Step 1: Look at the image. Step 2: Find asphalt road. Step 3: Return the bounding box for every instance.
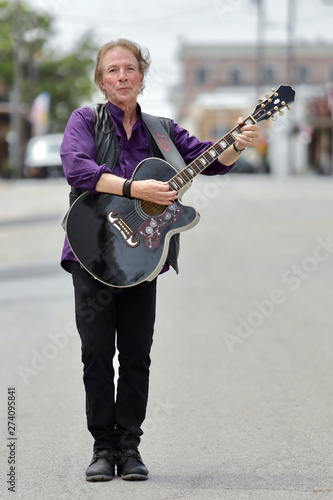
[0,175,332,500]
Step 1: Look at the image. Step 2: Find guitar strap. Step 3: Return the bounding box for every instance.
[142,112,186,173]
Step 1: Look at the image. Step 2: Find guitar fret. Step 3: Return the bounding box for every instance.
[168,114,260,192]
[225,134,233,145]
[169,179,179,191]
[180,169,191,183]
[173,171,189,189]
[185,168,194,181]
[209,148,217,158]
[181,174,189,185]
[213,143,224,156]
[203,151,212,163]
[193,159,204,173]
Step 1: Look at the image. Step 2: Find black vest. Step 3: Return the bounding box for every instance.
[71,103,180,274]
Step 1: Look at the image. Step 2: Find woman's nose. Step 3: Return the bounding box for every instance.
[119,68,127,80]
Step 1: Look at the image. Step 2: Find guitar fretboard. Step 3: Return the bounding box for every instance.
[168,115,256,192]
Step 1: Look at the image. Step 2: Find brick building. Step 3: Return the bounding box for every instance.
[173,43,333,175]
[177,43,333,120]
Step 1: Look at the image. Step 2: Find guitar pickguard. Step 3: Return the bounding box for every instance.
[107,211,140,248]
[138,203,180,249]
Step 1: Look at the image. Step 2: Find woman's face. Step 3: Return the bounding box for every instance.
[99,46,144,110]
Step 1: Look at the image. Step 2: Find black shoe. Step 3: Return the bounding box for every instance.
[85,449,116,482]
[116,448,149,480]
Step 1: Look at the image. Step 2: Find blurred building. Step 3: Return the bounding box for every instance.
[306,84,333,175]
[0,103,30,178]
[173,42,333,175]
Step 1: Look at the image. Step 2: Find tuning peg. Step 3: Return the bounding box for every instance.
[271,88,276,92]
[258,99,263,104]
[279,110,284,116]
[265,93,270,98]
[286,105,291,111]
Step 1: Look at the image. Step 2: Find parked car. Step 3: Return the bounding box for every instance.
[24,133,64,178]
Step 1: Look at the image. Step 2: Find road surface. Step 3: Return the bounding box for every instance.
[0,175,332,499]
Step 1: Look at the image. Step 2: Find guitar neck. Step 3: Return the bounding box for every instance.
[168,115,256,192]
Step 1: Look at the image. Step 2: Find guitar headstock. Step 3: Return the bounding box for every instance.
[252,85,295,123]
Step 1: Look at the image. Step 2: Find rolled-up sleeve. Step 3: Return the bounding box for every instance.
[172,120,234,176]
[60,106,112,193]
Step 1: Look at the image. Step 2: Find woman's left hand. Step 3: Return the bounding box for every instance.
[235,117,261,150]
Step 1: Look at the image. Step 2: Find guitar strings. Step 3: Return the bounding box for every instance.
[115,109,266,231]
[119,127,239,229]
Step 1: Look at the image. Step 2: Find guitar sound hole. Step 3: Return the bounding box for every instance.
[141,200,166,216]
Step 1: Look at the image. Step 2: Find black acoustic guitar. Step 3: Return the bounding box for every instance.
[65,85,295,288]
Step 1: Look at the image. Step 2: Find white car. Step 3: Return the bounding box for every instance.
[24,133,64,178]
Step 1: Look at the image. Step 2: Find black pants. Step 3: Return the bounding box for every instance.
[71,261,157,451]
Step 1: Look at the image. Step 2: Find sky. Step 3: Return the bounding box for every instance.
[24,0,333,116]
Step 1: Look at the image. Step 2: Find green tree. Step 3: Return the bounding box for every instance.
[0,0,98,130]
[36,32,98,131]
[0,0,52,100]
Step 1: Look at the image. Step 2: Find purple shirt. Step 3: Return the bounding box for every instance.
[60,102,234,272]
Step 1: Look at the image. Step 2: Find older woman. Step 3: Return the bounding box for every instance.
[60,38,260,482]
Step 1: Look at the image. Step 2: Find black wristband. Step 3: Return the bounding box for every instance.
[122,179,133,199]
[233,142,247,154]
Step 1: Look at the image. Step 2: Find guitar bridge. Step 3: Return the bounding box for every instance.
[107,211,140,248]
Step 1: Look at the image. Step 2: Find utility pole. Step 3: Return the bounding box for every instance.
[287,0,295,88]
[255,0,265,96]
[9,0,23,178]
[287,0,296,175]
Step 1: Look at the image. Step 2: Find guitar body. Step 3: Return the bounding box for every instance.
[65,85,295,288]
[66,157,200,288]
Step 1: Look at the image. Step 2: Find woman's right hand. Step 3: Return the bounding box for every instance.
[131,179,178,205]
